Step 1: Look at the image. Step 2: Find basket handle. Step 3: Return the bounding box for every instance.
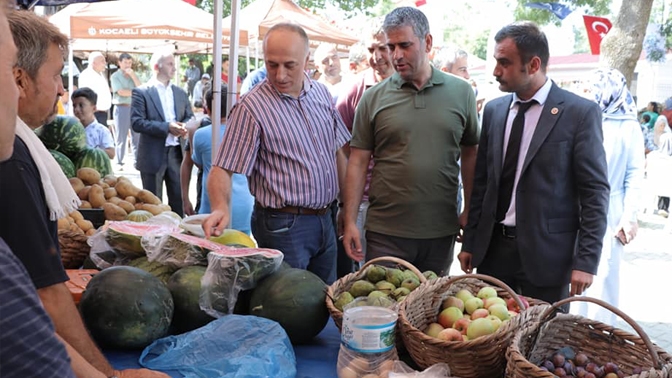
[361,256,427,283]
[540,296,662,370]
[441,273,527,311]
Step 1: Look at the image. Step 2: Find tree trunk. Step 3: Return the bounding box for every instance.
[599,0,654,86]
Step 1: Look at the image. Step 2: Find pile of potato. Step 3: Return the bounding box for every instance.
[57,209,96,236]
[69,168,170,221]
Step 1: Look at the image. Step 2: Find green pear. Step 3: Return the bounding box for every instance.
[349,280,376,297]
[367,295,395,307]
[402,269,419,281]
[367,290,389,299]
[391,287,411,300]
[401,277,420,291]
[366,265,386,283]
[334,291,355,311]
[423,270,438,280]
[375,280,396,295]
[385,268,404,287]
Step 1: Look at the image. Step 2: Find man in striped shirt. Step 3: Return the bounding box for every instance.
[203,23,350,285]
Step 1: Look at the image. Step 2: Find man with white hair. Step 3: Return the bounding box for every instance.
[314,42,343,101]
[131,49,193,217]
[433,46,470,80]
[78,51,111,126]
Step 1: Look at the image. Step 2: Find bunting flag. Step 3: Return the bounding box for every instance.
[583,15,612,55]
[415,0,427,6]
[525,2,573,20]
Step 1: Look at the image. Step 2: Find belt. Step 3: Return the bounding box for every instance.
[497,224,516,239]
[255,202,330,216]
[115,103,130,107]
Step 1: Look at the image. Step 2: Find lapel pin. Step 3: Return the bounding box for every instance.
[551,107,559,115]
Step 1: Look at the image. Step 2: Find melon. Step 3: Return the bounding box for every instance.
[74,147,113,177]
[167,266,215,333]
[209,229,256,248]
[127,256,176,284]
[126,210,154,222]
[36,115,87,160]
[79,266,173,350]
[49,149,76,178]
[104,221,181,257]
[249,268,329,344]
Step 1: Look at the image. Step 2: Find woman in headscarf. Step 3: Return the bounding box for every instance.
[572,68,646,326]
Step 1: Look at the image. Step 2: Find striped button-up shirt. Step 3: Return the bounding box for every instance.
[214,76,350,209]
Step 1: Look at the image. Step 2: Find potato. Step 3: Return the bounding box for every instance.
[69,177,85,193]
[103,187,117,199]
[69,223,83,233]
[116,200,135,214]
[103,174,118,187]
[134,202,143,210]
[140,203,164,216]
[85,228,96,236]
[75,219,94,232]
[102,202,127,221]
[79,200,92,209]
[136,189,161,205]
[124,196,136,205]
[78,186,92,201]
[69,210,84,222]
[107,196,122,205]
[99,182,110,190]
[76,167,101,185]
[57,217,70,230]
[88,184,106,208]
[115,179,140,198]
[158,204,172,212]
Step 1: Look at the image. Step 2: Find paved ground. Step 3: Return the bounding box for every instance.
[114,150,672,355]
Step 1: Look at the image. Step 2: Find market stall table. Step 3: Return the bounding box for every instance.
[106,317,341,378]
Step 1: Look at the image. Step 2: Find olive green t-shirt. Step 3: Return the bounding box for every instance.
[350,67,479,238]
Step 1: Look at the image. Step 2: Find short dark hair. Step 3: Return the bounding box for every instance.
[205,84,228,118]
[649,101,660,113]
[495,21,549,72]
[222,56,229,64]
[72,87,97,105]
[642,114,651,123]
[119,52,132,61]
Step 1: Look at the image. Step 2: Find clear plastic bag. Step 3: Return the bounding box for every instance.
[337,344,398,378]
[389,361,453,378]
[139,315,296,378]
[141,231,221,268]
[199,247,284,317]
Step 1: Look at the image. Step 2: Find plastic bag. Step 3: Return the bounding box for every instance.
[139,315,297,378]
[389,361,453,378]
[200,247,283,317]
[337,344,398,378]
[141,231,222,268]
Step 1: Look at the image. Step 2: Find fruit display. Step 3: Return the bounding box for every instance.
[248,267,329,344]
[74,147,113,177]
[49,149,76,178]
[36,115,87,161]
[126,256,177,284]
[57,209,96,236]
[423,286,528,341]
[167,265,215,334]
[79,266,174,350]
[536,346,640,378]
[332,265,435,312]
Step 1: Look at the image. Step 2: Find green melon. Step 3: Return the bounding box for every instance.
[249,268,329,344]
[104,222,181,257]
[125,210,154,222]
[167,266,215,333]
[127,256,176,284]
[36,115,87,160]
[79,266,174,350]
[49,149,76,178]
[74,147,112,177]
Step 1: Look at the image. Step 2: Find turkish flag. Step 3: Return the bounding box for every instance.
[583,15,612,55]
[415,0,427,6]
[182,0,196,5]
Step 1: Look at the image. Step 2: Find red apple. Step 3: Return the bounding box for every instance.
[506,295,529,312]
[452,317,471,335]
[424,322,444,338]
[471,308,489,320]
[436,327,462,341]
[441,296,464,312]
[438,306,463,329]
[483,296,507,309]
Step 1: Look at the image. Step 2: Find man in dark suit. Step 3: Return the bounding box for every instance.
[131,50,193,217]
[459,21,610,306]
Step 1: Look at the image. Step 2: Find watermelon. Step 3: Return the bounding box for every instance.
[127,256,176,284]
[167,266,215,333]
[249,268,329,344]
[49,149,76,178]
[74,147,113,177]
[104,221,181,257]
[126,210,154,222]
[79,266,174,350]
[36,115,87,160]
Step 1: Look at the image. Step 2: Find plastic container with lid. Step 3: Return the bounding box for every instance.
[341,305,398,353]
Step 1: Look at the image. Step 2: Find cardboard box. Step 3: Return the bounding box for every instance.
[65,269,99,305]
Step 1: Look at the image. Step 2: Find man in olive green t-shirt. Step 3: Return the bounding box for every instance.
[110,53,141,168]
[341,7,479,276]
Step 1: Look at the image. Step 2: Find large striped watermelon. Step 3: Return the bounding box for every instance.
[75,148,113,177]
[36,115,87,160]
[49,149,76,178]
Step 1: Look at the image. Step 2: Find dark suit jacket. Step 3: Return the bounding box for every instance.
[131,83,194,173]
[462,82,610,287]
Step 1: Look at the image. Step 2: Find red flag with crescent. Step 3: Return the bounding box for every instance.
[583,15,612,55]
[415,0,427,6]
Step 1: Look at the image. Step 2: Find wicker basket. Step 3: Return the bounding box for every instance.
[398,273,548,378]
[59,229,90,269]
[506,296,672,378]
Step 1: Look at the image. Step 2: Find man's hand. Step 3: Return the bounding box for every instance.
[615,220,638,245]
[123,67,135,76]
[168,122,187,137]
[457,251,473,274]
[569,270,593,296]
[342,222,363,262]
[457,210,468,243]
[336,207,345,237]
[115,369,170,378]
[182,199,195,217]
[202,209,230,238]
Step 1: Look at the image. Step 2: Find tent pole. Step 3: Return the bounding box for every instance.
[212,0,223,158]
[246,46,251,75]
[68,44,74,116]
[227,0,241,114]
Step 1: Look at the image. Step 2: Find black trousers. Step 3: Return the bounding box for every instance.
[140,145,184,217]
[94,110,108,127]
[477,229,569,311]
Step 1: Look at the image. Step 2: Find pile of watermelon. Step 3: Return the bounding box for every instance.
[37,115,112,177]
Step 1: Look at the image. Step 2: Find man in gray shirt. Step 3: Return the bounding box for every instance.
[110,53,141,168]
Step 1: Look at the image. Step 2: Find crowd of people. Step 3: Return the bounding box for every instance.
[1,0,671,375]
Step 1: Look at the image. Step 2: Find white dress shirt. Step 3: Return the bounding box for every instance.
[149,78,180,147]
[78,67,112,111]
